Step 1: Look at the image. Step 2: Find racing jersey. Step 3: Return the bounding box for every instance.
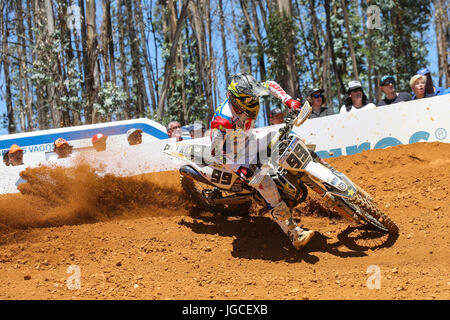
[209,80,293,164]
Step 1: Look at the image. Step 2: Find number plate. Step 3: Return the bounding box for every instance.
[279,138,312,171]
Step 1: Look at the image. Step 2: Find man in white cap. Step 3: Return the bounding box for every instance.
[340,80,376,114]
[127,128,143,145]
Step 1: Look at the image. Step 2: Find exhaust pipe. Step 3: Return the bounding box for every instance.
[179,165,216,187]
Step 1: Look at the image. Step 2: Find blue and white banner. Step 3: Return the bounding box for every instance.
[0,118,168,164]
[291,94,450,158]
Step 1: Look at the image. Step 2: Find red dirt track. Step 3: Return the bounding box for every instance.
[0,142,449,300]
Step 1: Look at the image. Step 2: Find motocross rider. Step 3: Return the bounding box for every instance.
[210,73,315,249]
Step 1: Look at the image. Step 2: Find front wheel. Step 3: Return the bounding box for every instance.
[340,193,399,234]
[180,175,251,216]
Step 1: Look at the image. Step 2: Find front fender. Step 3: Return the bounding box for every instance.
[304,161,357,198]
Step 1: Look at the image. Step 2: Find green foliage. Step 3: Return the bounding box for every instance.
[95,82,127,117]
[266,10,295,84]
[0,0,439,133]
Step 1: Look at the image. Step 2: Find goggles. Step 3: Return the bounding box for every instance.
[237,95,259,105]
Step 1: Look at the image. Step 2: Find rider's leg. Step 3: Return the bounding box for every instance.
[256,175,315,250]
[222,162,314,249]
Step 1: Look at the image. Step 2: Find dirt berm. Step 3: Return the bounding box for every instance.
[0,142,448,300]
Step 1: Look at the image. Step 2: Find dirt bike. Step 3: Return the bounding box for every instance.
[163,101,399,234]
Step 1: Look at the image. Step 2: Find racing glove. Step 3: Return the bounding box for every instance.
[285,98,302,110]
[236,166,254,181]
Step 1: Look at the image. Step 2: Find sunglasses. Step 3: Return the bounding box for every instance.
[170,125,181,131]
[312,94,324,99]
[349,88,363,93]
[382,79,395,86]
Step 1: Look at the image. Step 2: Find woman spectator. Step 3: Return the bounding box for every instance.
[410,74,435,100]
[339,81,376,114]
[307,88,334,118]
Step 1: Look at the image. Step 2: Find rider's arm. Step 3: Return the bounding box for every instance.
[263,81,301,110]
[210,116,232,157]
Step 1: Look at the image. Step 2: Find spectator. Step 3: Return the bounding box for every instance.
[167,121,183,141]
[378,75,413,106]
[8,144,24,166]
[340,81,376,114]
[53,138,73,159]
[410,74,435,100]
[92,133,108,152]
[189,123,205,139]
[269,108,285,125]
[126,128,143,146]
[307,88,334,118]
[3,150,10,166]
[417,67,446,96]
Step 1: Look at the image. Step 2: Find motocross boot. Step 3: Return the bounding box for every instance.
[270,201,315,250]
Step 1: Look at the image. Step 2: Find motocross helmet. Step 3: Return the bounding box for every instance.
[227,73,269,118]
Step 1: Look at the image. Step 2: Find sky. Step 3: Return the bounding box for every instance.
[0,2,444,136]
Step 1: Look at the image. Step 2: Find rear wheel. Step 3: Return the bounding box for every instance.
[180,175,251,216]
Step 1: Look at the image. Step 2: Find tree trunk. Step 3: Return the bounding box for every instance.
[117,0,131,119]
[157,0,190,120]
[308,0,323,84]
[218,0,230,83]
[231,11,245,73]
[0,0,16,133]
[434,0,449,87]
[324,0,344,106]
[125,0,149,118]
[277,0,298,97]
[26,0,38,128]
[101,0,112,83]
[187,0,214,120]
[72,9,83,126]
[44,0,62,128]
[33,0,49,130]
[58,0,74,127]
[85,0,101,123]
[147,2,160,104]
[250,0,270,125]
[240,0,263,47]
[15,0,33,131]
[135,0,157,113]
[206,0,218,112]
[341,0,359,80]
